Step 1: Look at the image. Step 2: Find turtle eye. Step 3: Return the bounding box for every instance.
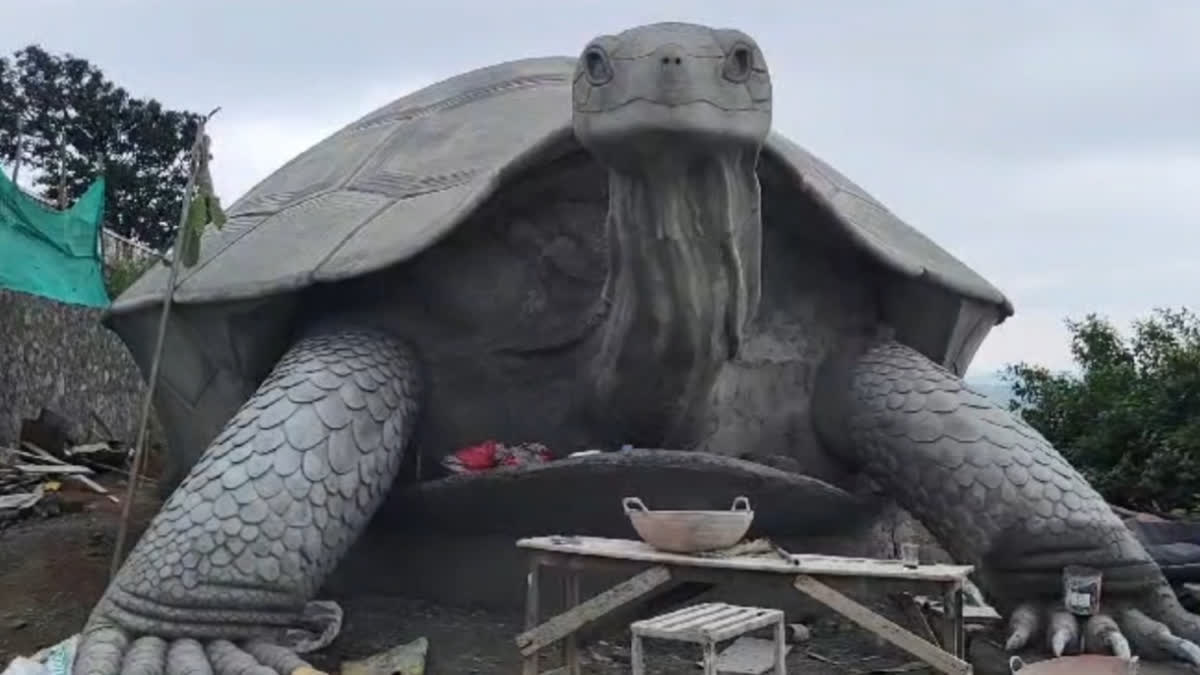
[722,43,753,83]
[583,46,613,85]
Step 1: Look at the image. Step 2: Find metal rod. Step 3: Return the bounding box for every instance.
[108,107,221,581]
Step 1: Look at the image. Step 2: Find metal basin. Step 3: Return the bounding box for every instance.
[622,496,754,553]
[1010,655,1139,675]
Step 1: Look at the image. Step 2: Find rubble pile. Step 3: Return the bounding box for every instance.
[0,441,124,528]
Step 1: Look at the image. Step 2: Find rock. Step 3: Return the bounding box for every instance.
[606,643,631,663]
[340,637,427,675]
[715,636,792,674]
[786,623,811,643]
[19,408,74,456]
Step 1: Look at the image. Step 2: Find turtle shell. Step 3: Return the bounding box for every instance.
[103,56,1013,484]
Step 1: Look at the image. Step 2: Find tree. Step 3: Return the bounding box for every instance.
[1004,308,1200,514]
[0,45,201,250]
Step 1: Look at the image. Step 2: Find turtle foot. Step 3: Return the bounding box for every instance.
[73,619,329,675]
[73,327,422,675]
[816,339,1200,669]
[1003,592,1200,668]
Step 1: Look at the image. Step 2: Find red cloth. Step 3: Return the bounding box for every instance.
[446,440,501,472]
[442,440,552,475]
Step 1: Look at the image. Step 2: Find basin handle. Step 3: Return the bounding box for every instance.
[623,497,648,514]
[731,496,752,512]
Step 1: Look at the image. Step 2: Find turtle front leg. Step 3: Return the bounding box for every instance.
[74,328,423,675]
[812,340,1200,668]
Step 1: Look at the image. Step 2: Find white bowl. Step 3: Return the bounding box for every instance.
[622,496,754,553]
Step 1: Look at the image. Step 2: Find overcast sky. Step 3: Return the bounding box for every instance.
[4,1,1198,376]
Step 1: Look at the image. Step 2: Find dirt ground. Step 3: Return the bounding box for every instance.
[0,478,1189,674]
[0,477,929,674]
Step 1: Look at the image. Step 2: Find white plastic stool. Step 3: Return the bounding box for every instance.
[630,602,787,675]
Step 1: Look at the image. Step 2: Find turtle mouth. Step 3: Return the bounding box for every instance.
[574,99,770,166]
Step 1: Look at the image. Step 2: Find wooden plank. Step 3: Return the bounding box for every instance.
[634,605,749,641]
[701,641,718,675]
[563,571,580,675]
[13,446,119,502]
[792,575,971,675]
[636,603,741,633]
[517,536,972,582]
[15,463,91,475]
[516,566,672,656]
[631,635,645,675]
[523,558,541,675]
[707,610,782,644]
[943,584,966,659]
[632,603,783,643]
[773,622,787,675]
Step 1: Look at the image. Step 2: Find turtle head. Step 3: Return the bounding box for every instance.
[577,24,770,436]
[572,22,772,168]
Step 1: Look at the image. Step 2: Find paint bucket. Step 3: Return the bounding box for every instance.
[1062,565,1103,616]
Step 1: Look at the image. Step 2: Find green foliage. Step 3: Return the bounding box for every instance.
[1004,308,1200,514]
[0,45,202,250]
[104,255,156,298]
[180,133,226,268]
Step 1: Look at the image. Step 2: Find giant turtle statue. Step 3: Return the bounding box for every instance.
[79,21,1200,674]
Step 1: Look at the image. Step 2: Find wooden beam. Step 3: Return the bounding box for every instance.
[563,571,580,675]
[15,464,91,475]
[518,537,973,582]
[523,558,541,675]
[792,575,972,675]
[516,566,672,656]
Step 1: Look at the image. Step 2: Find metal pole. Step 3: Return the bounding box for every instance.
[109,107,221,580]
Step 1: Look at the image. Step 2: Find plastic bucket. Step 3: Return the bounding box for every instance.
[1062,565,1103,616]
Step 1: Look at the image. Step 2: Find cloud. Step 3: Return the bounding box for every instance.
[4,1,1194,377]
[207,80,438,202]
[970,308,1078,375]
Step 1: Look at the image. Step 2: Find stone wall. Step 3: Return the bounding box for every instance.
[0,288,146,447]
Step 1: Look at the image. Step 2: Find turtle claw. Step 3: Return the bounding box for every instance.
[74,623,131,675]
[1005,605,1135,658]
[1004,602,1041,652]
[1120,608,1200,668]
[1047,610,1080,656]
[74,622,319,675]
[1003,604,1084,657]
[1085,615,1132,658]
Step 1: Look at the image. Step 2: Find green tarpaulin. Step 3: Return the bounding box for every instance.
[0,170,110,307]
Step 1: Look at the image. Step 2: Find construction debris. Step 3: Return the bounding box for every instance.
[1,633,79,675]
[340,636,428,675]
[65,441,128,465]
[14,464,91,475]
[17,443,119,502]
[0,486,44,512]
[715,636,793,674]
[0,440,124,527]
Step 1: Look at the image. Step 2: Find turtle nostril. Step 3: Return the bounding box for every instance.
[659,53,685,67]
